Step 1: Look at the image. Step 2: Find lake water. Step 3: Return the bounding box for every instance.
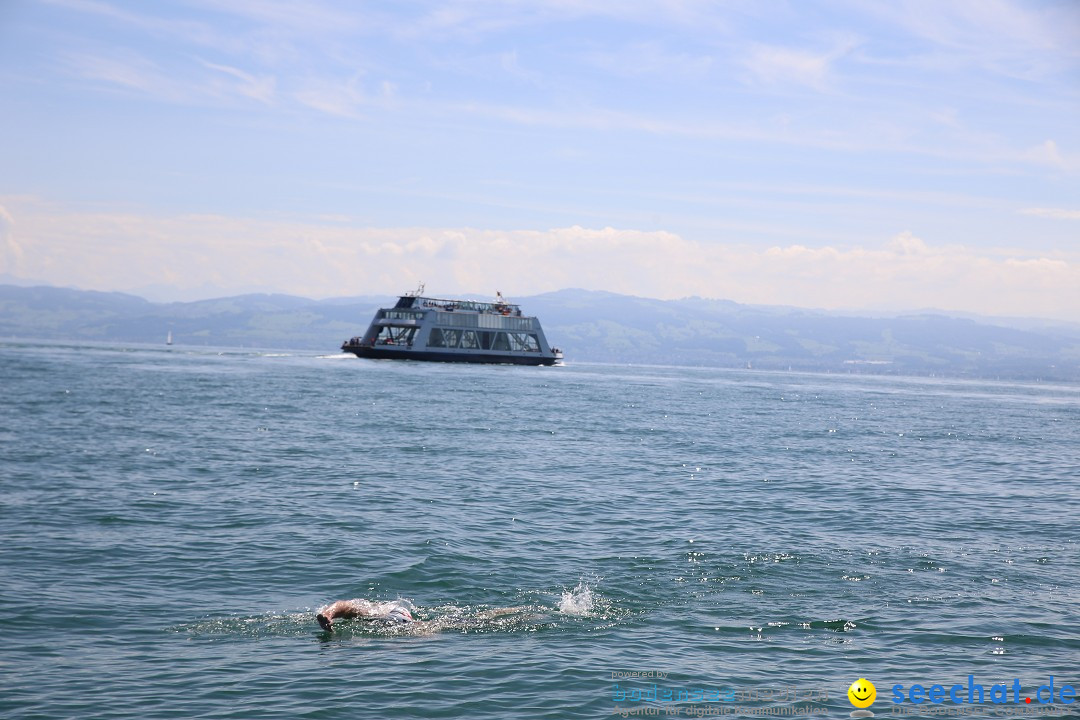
[1,341,1077,719]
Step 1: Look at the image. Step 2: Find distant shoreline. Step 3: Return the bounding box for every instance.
[2,284,1078,382]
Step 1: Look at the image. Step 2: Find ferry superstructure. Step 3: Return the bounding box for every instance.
[342,287,562,366]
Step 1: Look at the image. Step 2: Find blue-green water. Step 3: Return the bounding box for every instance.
[1,341,1077,719]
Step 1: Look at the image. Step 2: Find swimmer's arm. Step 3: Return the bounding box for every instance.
[317,599,380,629]
[327,600,383,618]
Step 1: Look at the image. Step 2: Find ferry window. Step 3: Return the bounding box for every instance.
[478,314,493,329]
[428,328,446,347]
[508,333,540,352]
[479,331,494,350]
[460,330,480,349]
[379,326,416,345]
[492,332,510,351]
[443,329,461,348]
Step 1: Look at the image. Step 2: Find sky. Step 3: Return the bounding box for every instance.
[1,0,1078,319]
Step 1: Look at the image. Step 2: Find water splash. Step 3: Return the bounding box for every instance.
[559,582,595,616]
[333,598,416,618]
[174,600,554,640]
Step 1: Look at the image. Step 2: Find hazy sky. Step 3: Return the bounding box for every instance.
[1,0,1078,318]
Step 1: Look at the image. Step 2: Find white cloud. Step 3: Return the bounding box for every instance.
[886,232,929,255]
[199,60,277,103]
[743,45,834,90]
[39,0,1077,175]
[1024,139,1068,169]
[747,235,1077,317]
[186,0,365,36]
[293,77,366,118]
[582,41,714,80]
[64,50,279,106]
[1020,207,1080,220]
[2,197,1077,320]
[65,50,178,97]
[741,38,859,91]
[856,0,1079,80]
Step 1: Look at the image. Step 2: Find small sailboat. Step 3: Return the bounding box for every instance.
[166,330,173,346]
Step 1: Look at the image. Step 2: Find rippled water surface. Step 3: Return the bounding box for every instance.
[1,341,1077,719]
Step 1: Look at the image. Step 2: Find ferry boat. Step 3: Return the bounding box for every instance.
[342,286,563,366]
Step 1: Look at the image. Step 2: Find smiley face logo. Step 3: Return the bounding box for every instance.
[848,678,876,708]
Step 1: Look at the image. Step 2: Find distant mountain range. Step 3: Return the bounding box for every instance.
[2,284,1079,380]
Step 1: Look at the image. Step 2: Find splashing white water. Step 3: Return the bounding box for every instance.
[559,582,595,615]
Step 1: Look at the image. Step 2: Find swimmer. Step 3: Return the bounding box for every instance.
[316,598,537,633]
[316,599,414,631]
